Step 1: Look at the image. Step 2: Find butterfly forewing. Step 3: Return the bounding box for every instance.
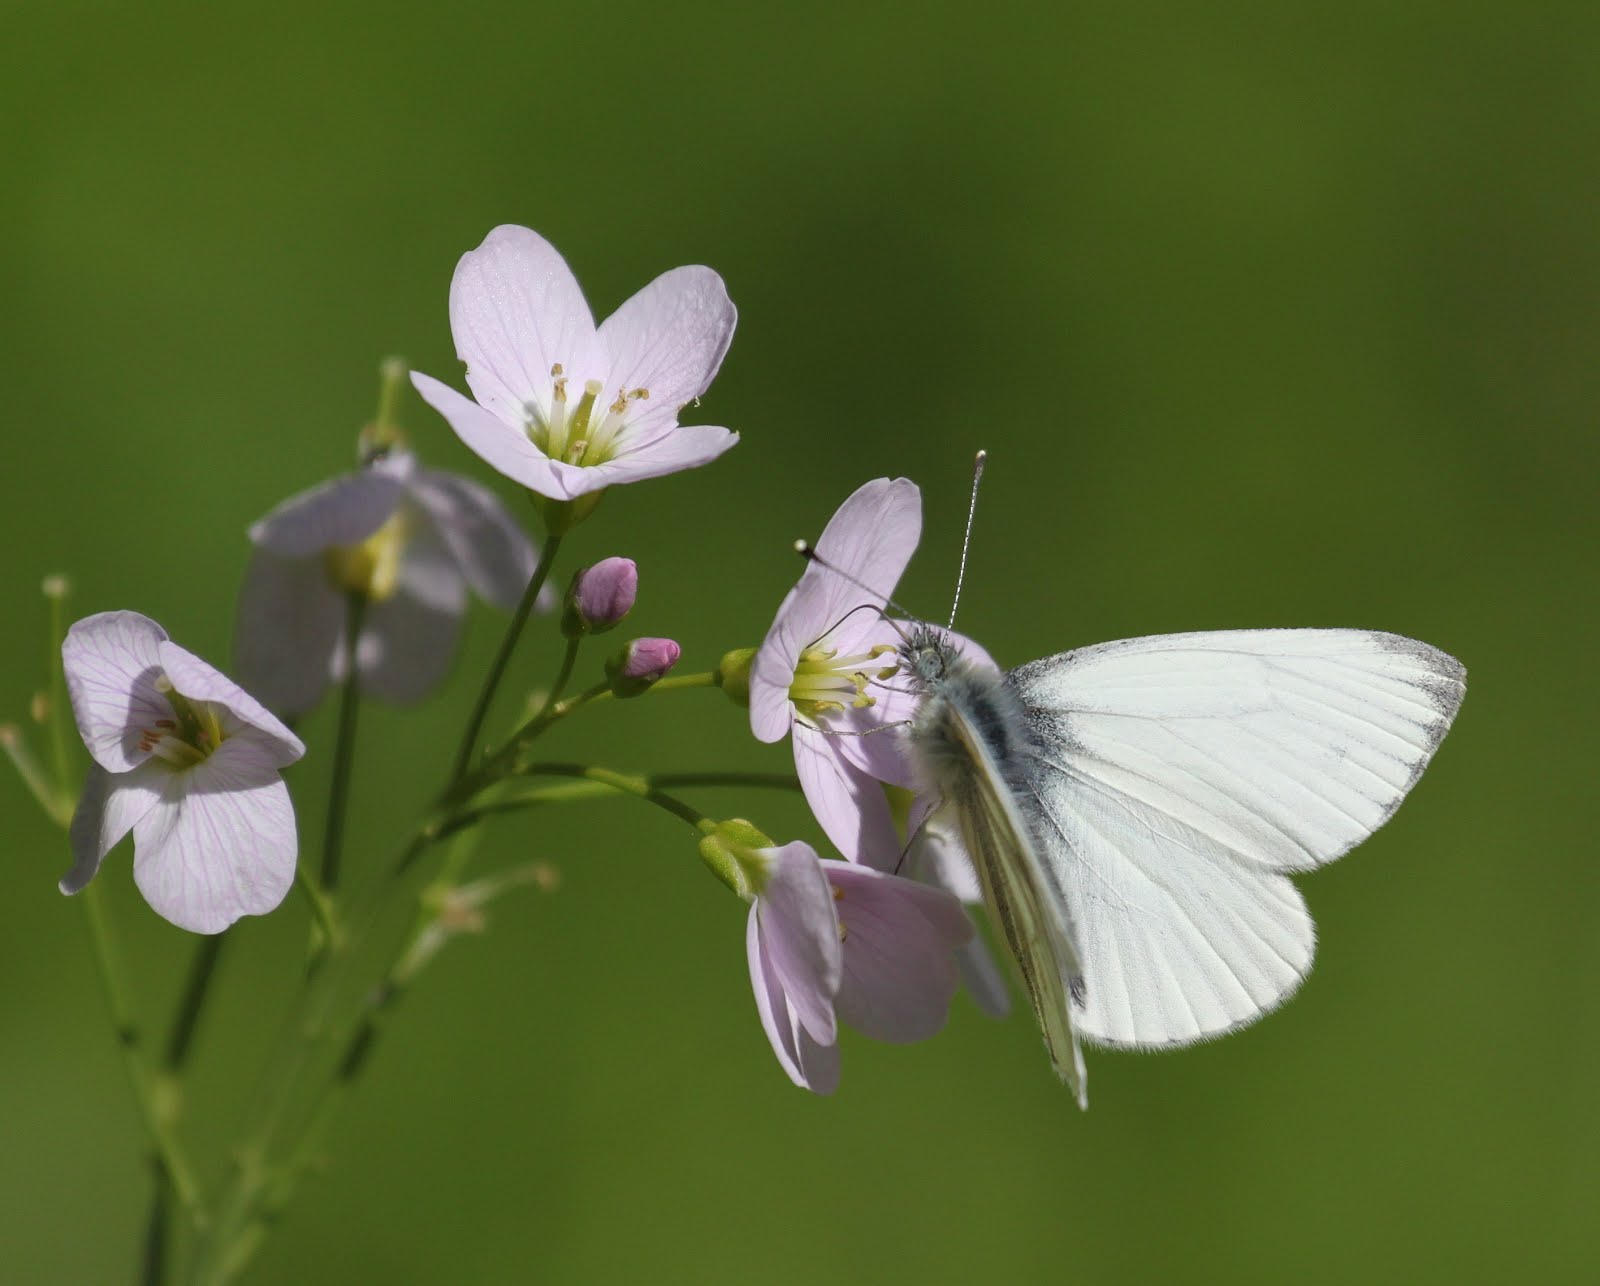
[920,675,1090,1104]
[1005,628,1465,1049]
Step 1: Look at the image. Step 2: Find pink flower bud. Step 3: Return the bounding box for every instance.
[606,637,681,697]
[563,557,638,636]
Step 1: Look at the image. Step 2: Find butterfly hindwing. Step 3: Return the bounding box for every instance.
[1005,628,1465,1049]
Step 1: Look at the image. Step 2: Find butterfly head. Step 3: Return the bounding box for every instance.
[900,624,961,693]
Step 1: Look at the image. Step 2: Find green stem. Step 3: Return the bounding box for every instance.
[79,883,205,1226]
[164,933,229,1072]
[141,1167,171,1286]
[535,635,581,724]
[320,594,366,892]
[45,580,73,808]
[0,727,71,827]
[449,535,563,782]
[511,762,710,831]
[442,669,726,812]
[295,862,342,949]
[140,932,228,1286]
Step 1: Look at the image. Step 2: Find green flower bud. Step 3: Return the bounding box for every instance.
[697,818,777,899]
[715,646,756,707]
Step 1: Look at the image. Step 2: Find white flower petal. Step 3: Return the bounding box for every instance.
[62,611,171,773]
[755,842,843,1045]
[62,762,166,895]
[535,424,739,499]
[233,548,344,717]
[408,469,547,613]
[355,528,467,704]
[809,478,921,652]
[597,265,737,440]
[247,457,411,557]
[157,642,304,766]
[448,224,602,428]
[411,372,567,497]
[956,935,1014,1020]
[793,725,903,866]
[131,740,297,934]
[747,905,841,1095]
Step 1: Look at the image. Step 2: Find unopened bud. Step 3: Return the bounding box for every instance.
[697,818,777,899]
[562,557,638,637]
[605,637,681,697]
[715,647,756,707]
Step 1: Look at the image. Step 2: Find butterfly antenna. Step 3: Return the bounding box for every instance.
[793,542,917,644]
[947,449,987,631]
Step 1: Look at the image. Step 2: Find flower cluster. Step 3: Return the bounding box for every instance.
[29,224,1003,1113]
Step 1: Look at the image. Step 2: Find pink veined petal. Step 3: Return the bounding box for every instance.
[247,458,411,557]
[748,479,921,749]
[905,807,983,904]
[754,842,842,1045]
[157,642,304,767]
[448,225,602,429]
[747,906,841,1095]
[540,424,739,499]
[407,469,548,613]
[902,810,1010,1018]
[353,525,467,705]
[824,642,922,792]
[61,611,172,773]
[956,935,1014,1020]
[793,724,903,867]
[410,372,567,497]
[61,761,167,895]
[596,265,737,440]
[749,584,806,743]
[233,548,344,717]
[808,478,922,657]
[130,739,297,934]
[824,862,972,1045]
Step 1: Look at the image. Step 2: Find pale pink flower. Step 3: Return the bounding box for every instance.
[60,612,305,934]
[411,225,738,500]
[235,449,546,716]
[747,841,974,1094]
[750,478,995,864]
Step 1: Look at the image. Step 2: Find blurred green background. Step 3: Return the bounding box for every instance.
[3,1,1596,1281]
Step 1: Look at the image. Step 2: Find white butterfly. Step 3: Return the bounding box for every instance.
[903,623,1466,1108]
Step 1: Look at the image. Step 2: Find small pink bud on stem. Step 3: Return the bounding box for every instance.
[562,557,638,637]
[605,637,681,697]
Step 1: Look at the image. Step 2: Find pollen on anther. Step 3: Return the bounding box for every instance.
[550,362,564,377]
[630,387,650,400]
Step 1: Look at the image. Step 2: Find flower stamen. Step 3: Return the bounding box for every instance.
[787,643,899,721]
